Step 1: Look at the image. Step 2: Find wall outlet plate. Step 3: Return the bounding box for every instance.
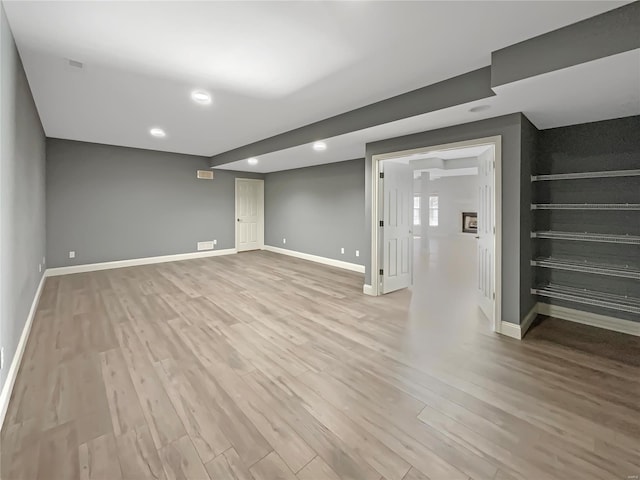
[356,250,360,257]
[69,251,76,258]
[341,247,345,254]
[283,238,286,244]
[213,239,217,245]
[197,241,214,251]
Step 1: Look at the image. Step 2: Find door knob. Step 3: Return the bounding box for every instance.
[237,218,240,222]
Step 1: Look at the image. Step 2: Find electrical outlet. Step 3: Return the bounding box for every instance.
[283,238,286,244]
[213,239,217,246]
[69,251,76,259]
[356,250,360,257]
[341,247,345,254]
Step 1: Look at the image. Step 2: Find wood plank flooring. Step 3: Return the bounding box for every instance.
[2,248,639,480]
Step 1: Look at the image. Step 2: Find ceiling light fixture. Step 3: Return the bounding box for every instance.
[149,127,166,138]
[247,157,259,166]
[313,141,327,151]
[191,90,212,105]
[469,105,491,113]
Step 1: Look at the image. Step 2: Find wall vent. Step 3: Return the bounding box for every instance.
[197,170,214,180]
[197,241,214,251]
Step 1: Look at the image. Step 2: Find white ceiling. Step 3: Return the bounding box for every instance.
[424,168,479,180]
[218,48,640,173]
[391,145,492,163]
[3,0,628,157]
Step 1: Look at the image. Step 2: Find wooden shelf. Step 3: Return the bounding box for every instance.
[531,257,640,280]
[531,231,640,245]
[531,169,640,181]
[532,284,640,315]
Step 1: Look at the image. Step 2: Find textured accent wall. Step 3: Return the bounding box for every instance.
[534,116,640,322]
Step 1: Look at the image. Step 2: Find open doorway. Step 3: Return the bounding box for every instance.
[371,136,501,332]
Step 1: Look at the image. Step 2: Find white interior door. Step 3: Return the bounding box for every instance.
[235,179,264,252]
[382,161,413,294]
[477,148,495,320]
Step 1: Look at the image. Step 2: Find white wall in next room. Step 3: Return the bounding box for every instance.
[421,174,479,238]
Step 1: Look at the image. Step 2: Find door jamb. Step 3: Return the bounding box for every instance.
[370,135,502,333]
[235,178,265,252]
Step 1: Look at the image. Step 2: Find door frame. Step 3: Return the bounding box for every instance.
[370,135,502,333]
[235,178,264,252]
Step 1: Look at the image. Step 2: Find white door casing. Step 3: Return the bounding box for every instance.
[477,147,495,321]
[370,135,501,333]
[235,178,264,252]
[381,161,413,293]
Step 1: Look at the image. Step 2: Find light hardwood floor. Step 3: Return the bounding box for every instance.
[1,247,639,480]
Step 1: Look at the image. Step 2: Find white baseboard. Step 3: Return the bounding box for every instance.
[263,245,365,274]
[0,273,46,430]
[499,321,522,339]
[499,302,640,340]
[520,304,539,338]
[363,284,375,296]
[537,302,640,337]
[498,305,539,340]
[46,248,237,276]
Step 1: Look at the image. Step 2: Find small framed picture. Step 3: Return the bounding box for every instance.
[462,212,478,234]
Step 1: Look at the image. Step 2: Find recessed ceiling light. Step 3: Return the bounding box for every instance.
[313,141,327,151]
[149,127,166,138]
[191,90,212,105]
[469,105,490,113]
[247,157,259,166]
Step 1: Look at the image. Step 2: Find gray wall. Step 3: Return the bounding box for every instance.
[534,116,640,322]
[364,113,534,325]
[46,139,263,268]
[265,159,365,265]
[0,6,46,393]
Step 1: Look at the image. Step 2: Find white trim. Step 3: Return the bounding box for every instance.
[537,302,640,337]
[46,248,237,277]
[499,304,538,340]
[370,152,381,295]
[363,284,375,296]
[520,303,539,338]
[235,178,265,252]
[0,274,46,430]
[264,245,365,274]
[371,135,502,334]
[499,321,522,339]
[498,302,640,340]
